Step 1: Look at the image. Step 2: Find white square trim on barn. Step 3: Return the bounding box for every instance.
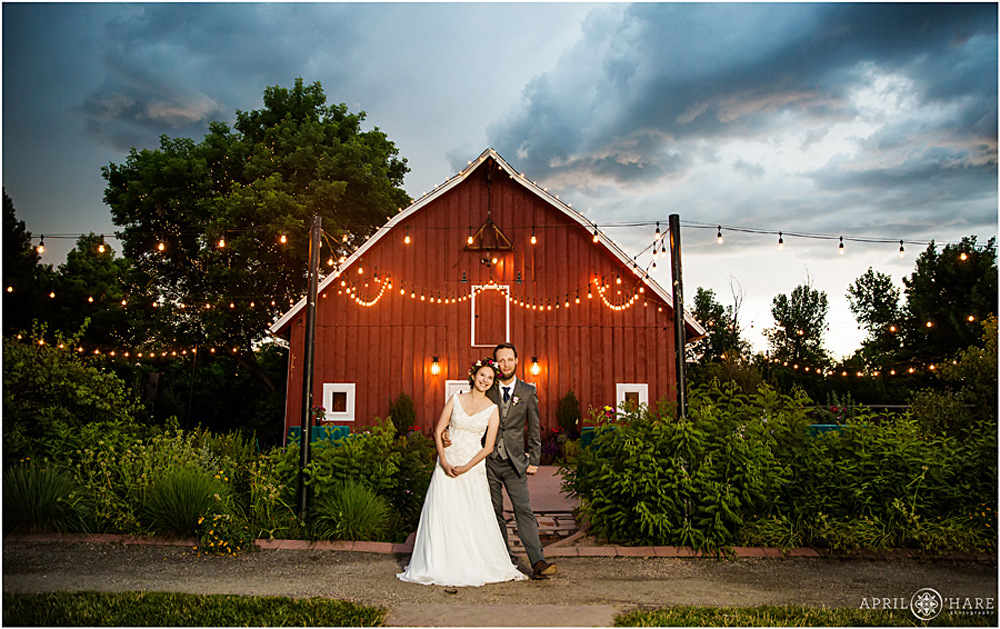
[445,380,470,404]
[616,383,648,409]
[322,383,356,421]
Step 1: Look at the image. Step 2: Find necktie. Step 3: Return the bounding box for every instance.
[503,387,511,403]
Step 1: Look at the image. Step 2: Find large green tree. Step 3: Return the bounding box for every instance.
[102,79,410,388]
[763,281,830,367]
[688,286,749,362]
[899,237,997,365]
[46,234,132,350]
[3,189,50,335]
[846,268,903,370]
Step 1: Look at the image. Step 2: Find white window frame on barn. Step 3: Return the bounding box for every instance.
[616,383,648,409]
[445,380,471,404]
[322,383,356,422]
[470,284,510,348]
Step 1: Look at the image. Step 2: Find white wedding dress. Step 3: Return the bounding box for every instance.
[397,395,527,587]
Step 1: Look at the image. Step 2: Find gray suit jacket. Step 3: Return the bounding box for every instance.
[487,378,541,477]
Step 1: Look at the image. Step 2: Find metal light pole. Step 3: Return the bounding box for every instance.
[668,214,688,419]
[297,215,322,520]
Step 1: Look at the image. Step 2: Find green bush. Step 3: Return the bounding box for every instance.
[310,479,392,541]
[304,417,401,500]
[198,511,256,556]
[387,392,416,437]
[388,429,435,536]
[142,467,227,538]
[2,324,146,465]
[556,389,581,437]
[565,381,805,551]
[3,465,92,534]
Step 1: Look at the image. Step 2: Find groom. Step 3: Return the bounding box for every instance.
[486,342,557,580]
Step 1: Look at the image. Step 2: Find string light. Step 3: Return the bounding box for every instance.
[279,232,287,244]
[530,227,537,245]
[593,226,599,243]
[654,221,661,241]
[778,232,784,249]
[838,236,844,254]
[716,226,723,244]
[404,227,411,244]
[37,236,45,254]
[218,235,226,248]
[898,240,905,257]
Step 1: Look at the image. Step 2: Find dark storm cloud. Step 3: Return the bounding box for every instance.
[487,3,997,196]
[74,3,361,151]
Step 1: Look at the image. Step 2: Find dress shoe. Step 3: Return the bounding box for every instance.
[531,560,557,579]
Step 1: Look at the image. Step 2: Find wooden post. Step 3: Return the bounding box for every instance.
[297,215,322,520]
[668,214,687,419]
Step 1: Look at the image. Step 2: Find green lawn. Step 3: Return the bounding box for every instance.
[616,604,998,627]
[2,591,386,627]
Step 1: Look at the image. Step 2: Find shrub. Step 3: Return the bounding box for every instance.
[305,416,401,500]
[247,449,302,540]
[387,393,416,437]
[310,479,392,541]
[2,323,145,464]
[142,467,227,538]
[556,390,581,437]
[388,430,434,536]
[564,381,804,551]
[198,511,256,556]
[3,465,92,534]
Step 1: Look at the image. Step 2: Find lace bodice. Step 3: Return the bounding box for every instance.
[445,395,495,467]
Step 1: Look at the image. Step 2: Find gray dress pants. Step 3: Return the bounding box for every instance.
[486,454,544,566]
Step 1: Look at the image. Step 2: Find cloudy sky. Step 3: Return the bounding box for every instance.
[3,2,997,358]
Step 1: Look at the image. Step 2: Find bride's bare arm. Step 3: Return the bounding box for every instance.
[434,398,458,477]
[452,407,499,475]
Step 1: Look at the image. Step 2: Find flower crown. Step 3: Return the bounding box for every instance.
[468,357,501,384]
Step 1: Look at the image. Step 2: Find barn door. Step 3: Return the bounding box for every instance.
[472,285,509,347]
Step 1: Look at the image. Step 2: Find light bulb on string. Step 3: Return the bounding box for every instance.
[404,227,411,244]
[778,232,784,249]
[716,226,723,244]
[98,243,106,253]
[37,236,45,254]
[279,232,287,244]
[218,235,226,248]
[654,221,661,241]
[898,240,905,257]
[838,236,844,254]
[593,227,599,243]
[530,226,537,245]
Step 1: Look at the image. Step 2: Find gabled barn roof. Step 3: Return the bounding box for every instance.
[270,148,706,339]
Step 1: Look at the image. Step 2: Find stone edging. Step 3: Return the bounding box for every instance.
[3,533,994,562]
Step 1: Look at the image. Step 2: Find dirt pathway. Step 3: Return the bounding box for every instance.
[4,541,996,626]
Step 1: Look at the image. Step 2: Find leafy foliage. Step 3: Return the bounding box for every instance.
[763,281,831,366]
[565,382,808,551]
[101,79,410,388]
[3,325,148,464]
[847,267,903,370]
[900,237,997,364]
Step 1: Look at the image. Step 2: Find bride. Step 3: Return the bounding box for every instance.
[397,358,527,587]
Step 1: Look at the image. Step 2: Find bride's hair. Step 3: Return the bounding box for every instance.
[468,357,501,386]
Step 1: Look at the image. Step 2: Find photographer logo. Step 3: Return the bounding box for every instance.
[910,588,943,621]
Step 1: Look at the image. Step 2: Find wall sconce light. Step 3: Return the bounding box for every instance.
[431,356,441,376]
[530,357,540,376]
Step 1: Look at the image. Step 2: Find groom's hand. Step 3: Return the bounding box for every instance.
[526,465,538,476]
[441,429,452,447]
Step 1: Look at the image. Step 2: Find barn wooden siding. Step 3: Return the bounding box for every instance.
[282,160,679,437]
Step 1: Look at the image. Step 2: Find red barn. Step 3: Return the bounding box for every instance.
[270,149,705,441]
